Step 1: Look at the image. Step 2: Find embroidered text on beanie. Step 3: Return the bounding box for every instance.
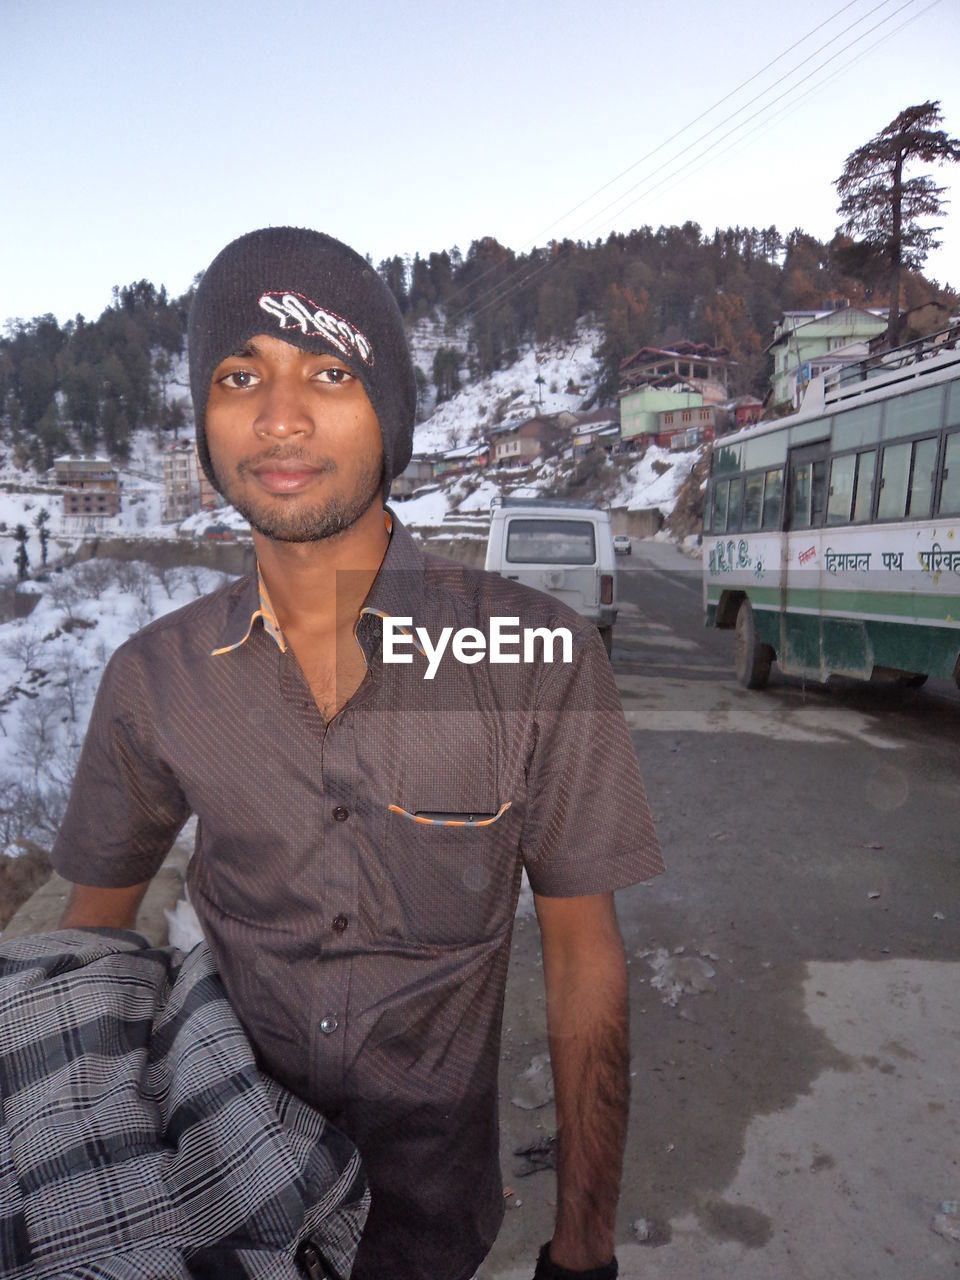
[188,227,416,496]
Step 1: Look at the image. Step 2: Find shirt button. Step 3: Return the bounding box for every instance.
[331,913,349,933]
[320,1015,338,1034]
[333,805,349,822]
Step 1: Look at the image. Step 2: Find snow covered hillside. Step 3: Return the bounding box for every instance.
[409,321,604,455]
[0,560,232,851]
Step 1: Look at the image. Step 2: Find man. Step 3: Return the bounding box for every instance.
[52,227,663,1280]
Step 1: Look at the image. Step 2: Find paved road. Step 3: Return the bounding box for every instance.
[484,537,960,1279]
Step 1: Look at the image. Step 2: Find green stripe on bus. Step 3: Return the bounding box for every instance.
[705,583,959,622]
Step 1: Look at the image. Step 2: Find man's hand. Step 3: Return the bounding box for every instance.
[59,881,152,931]
[533,891,628,1274]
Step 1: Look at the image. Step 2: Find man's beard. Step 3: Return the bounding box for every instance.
[214,447,385,543]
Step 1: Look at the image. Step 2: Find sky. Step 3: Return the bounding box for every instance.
[2,0,959,329]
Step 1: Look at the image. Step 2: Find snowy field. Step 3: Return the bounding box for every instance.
[0,559,232,853]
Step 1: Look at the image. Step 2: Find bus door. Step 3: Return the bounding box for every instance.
[781,441,829,675]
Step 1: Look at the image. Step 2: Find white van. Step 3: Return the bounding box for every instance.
[484,498,618,654]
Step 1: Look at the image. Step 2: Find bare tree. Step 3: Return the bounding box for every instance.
[114,560,158,612]
[3,627,43,671]
[54,651,88,724]
[74,559,117,602]
[835,101,960,347]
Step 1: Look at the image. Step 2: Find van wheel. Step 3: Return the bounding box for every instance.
[734,599,772,689]
[896,672,928,688]
[598,625,613,657]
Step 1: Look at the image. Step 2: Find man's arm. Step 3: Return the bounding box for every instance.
[59,881,152,931]
[534,890,629,1272]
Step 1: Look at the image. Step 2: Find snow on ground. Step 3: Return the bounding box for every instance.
[456,478,503,512]
[411,326,603,456]
[614,444,704,511]
[0,558,232,845]
[391,485,449,527]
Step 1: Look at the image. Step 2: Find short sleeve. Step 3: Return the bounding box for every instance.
[51,644,190,888]
[520,626,663,897]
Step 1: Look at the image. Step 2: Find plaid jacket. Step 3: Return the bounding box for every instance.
[0,930,369,1279]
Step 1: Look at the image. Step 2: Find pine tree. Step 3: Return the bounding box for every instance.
[835,101,960,347]
[34,508,50,568]
[432,347,461,403]
[14,524,29,581]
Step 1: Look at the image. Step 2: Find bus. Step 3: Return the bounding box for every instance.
[703,325,960,690]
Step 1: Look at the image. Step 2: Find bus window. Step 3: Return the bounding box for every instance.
[761,468,783,529]
[877,442,911,519]
[715,443,742,474]
[742,473,763,530]
[827,455,855,524]
[853,450,876,523]
[812,460,827,525]
[727,476,742,530]
[790,462,812,527]
[787,458,826,528]
[882,385,945,440]
[939,432,960,515]
[833,402,882,452]
[906,437,938,518]
[713,480,730,533]
[744,432,788,471]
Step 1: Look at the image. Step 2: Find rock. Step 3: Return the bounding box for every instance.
[646,948,716,1007]
[932,1206,960,1244]
[511,1054,555,1110]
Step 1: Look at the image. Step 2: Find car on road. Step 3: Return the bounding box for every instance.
[485,498,618,654]
[202,523,237,542]
[612,534,632,556]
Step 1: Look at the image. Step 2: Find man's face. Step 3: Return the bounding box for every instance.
[205,332,384,543]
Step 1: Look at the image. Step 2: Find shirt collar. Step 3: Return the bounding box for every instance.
[210,507,427,659]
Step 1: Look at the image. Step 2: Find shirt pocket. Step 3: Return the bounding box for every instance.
[379,799,521,947]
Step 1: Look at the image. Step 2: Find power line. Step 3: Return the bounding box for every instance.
[435,0,898,317]
[465,0,927,323]
[520,0,893,247]
[641,0,943,216]
[571,0,918,240]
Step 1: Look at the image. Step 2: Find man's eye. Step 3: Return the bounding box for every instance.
[316,367,353,384]
[219,369,259,389]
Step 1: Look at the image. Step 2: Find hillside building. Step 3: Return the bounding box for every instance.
[489,416,565,467]
[431,443,489,479]
[54,456,121,520]
[767,304,887,408]
[619,342,731,401]
[163,441,218,521]
[391,456,437,498]
[618,342,731,448]
[657,404,716,449]
[570,409,620,458]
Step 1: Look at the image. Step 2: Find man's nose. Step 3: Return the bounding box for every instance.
[253,376,315,438]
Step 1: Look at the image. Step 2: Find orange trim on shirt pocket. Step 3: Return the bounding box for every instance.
[387,802,512,828]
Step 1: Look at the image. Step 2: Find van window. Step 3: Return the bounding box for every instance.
[506,519,597,565]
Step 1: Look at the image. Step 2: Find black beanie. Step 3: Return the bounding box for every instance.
[188,226,416,496]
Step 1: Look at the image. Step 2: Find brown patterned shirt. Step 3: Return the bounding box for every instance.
[52,515,663,1280]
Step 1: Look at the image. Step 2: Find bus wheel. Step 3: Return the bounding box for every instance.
[897,672,928,688]
[734,599,773,690]
[598,625,613,657]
